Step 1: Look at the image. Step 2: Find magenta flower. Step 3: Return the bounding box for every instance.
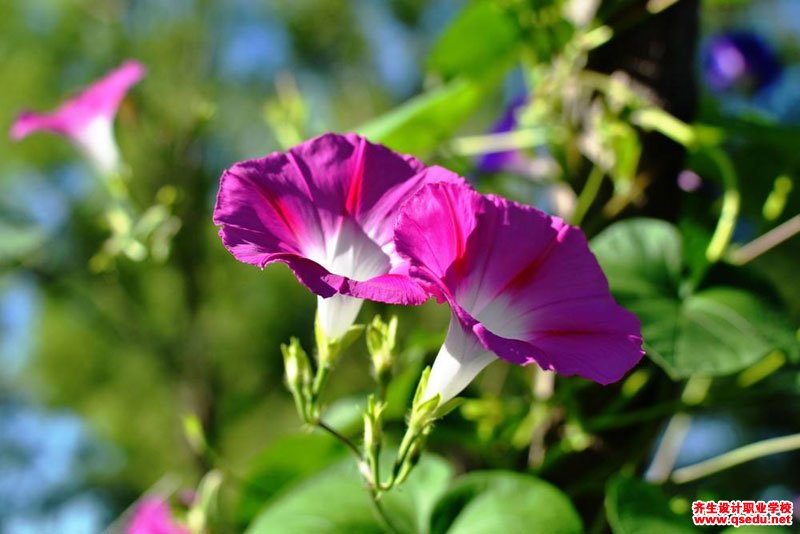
[395,182,644,402]
[213,133,462,339]
[126,498,189,534]
[10,60,146,174]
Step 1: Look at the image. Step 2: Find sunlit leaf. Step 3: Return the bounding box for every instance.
[426,0,520,80]
[358,79,488,156]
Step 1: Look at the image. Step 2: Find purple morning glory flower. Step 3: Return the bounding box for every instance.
[704,32,782,94]
[126,498,189,534]
[213,133,463,339]
[10,60,146,174]
[394,182,644,402]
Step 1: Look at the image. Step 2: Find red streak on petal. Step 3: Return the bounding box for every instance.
[267,194,302,242]
[443,187,465,262]
[244,172,303,245]
[494,223,568,295]
[345,137,367,215]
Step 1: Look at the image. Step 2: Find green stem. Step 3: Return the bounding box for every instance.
[705,148,740,263]
[572,166,605,226]
[450,128,551,156]
[645,376,712,483]
[528,370,556,467]
[312,362,331,399]
[316,420,362,460]
[367,490,401,534]
[382,426,421,490]
[672,432,800,484]
[730,214,800,265]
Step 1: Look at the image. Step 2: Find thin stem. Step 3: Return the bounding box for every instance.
[316,420,362,460]
[312,363,331,400]
[644,413,692,483]
[645,376,712,483]
[367,490,401,534]
[384,426,421,490]
[672,432,800,484]
[572,166,605,226]
[450,128,551,156]
[528,369,556,467]
[730,214,800,265]
[705,148,740,263]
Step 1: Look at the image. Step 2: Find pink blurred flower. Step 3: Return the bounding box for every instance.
[213,133,463,339]
[395,182,644,402]
[10,60,146,174]
[126,498,189,534]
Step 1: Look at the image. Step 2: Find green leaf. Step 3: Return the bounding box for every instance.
[430,471,582,534]
[605,475,694,534]
[245,460,379,534]
[246,455,452,534]
[672,287,797,377]
[426,0,520,80]
[591,218,798,379]
[382,455,453,534]
[357,79,488,156]
[236,433,346,524]
[590,218,683,298]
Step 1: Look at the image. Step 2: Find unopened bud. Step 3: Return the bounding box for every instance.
[281,337,311,396]
[366,315,398,386]
[363,395,385,454]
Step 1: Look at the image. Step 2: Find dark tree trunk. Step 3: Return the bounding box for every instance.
[588,0,700,221]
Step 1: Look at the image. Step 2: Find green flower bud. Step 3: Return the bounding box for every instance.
[366,315,398,386]
[363,395,385,456]
[281,337,312,398]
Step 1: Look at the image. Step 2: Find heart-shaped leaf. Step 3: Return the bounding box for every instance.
[246,455,452,534]
[591,218,798,379]
[430,471,582,534]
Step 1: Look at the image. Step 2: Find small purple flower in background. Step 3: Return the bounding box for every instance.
[677,169,703,193]
[10,60,146,174]
[476,95,528,175]
[395,182,643,402]
[126,498,189,534]
[704,31,782,94]
[213,133,462,339]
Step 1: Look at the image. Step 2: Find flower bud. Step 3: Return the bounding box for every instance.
[409,367,441,431]
[366,315,398,387]
[363,395,385,456]
[281,337,312,398]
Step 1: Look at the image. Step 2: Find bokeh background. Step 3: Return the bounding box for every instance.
[2,1,800,532]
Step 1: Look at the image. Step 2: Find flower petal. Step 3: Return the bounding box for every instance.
[317,294,364,340]
[126,497,189,534]
[11,60,145,141]
[424,314,497,404]
[396,182,644,386]
[214,133,463,306]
